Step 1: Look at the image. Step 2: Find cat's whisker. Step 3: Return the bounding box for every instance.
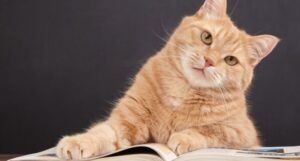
[153,32,170,44]
[160,17,172,37]
[207,71,232,114]
[214,73,235,101]
[215,79,238,114]
[230,0,240,16]
[154,32,187,53]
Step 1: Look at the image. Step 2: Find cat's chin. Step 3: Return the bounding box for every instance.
[190,76,215,89]
[183,66,218,89]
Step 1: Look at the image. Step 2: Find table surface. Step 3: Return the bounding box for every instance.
[0,155,20,161]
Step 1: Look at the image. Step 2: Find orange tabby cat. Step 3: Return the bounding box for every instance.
[56,0,279,159]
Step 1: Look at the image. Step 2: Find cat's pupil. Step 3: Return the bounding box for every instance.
[205,34,211,40]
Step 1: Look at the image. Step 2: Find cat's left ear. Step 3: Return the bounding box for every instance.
[248,35,280,66]
[197,0,228,19]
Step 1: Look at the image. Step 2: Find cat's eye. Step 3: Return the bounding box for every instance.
[201,31,213,45]
[224,56,239,66]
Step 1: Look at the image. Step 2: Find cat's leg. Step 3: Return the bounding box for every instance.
[167,128,208,155]
[56,122,117,159]
[167,121,259,155]
[56,98,150,160]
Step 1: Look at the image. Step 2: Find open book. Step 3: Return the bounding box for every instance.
[9,144,300,161]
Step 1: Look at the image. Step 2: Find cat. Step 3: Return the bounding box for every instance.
[56,0,279,159]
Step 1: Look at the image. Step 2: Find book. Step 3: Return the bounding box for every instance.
[9,143,300,161]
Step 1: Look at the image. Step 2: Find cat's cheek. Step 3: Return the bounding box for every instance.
[180,59,206,88]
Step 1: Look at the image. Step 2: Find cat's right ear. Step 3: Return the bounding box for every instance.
[197,0,228,19]
[248,35,280,66]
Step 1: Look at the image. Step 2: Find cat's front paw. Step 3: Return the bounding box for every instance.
[167,131,207,155]
[56,134,100,160]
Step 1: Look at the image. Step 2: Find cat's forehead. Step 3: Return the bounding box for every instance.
[181,16,250,55]
[204,19,241,37]
[185,16,247,40]
[200,19,250,59]
[203,20,246,46]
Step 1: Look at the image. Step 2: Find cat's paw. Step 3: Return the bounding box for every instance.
[167,132,207,155]
[56,134,100,160]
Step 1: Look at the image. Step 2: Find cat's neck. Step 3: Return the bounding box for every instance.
[160,72,243,108]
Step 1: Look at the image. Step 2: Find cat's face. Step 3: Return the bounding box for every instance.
[169,0,279,90]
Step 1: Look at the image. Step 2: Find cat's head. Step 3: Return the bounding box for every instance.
[168,0,279,91]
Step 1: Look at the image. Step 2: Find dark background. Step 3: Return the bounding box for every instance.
[1,0,300,154]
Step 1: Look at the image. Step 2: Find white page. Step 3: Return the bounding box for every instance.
[9,144,177,161]
[256,146,300,153]
[179,148,300,159]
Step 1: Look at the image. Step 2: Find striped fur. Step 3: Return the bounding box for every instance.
[56,0,279,159]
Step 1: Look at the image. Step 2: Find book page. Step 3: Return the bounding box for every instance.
[9,147,58,161]
[129,144,177,161]
[9,144,177,161]
[92,154,163,161]
[176,155,299,161]
[255,146,300,153]
[177,147,300,160]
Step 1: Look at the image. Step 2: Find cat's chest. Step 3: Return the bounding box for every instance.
[150,102,208,143]
[163,96,184,108]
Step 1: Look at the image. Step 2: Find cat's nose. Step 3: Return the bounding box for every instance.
[204,56,215,67]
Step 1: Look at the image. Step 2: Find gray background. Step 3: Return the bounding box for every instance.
[1,0,300,153]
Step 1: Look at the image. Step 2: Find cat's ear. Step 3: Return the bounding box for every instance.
[248,35,280,66]
[197,0,228,19]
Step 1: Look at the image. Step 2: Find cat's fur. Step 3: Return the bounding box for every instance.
[56,0,279,159]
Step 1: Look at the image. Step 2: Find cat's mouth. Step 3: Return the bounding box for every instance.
[191,65,220,84]
[192,67,206,77]
[192,67,204,71]
[180,55,218,88]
